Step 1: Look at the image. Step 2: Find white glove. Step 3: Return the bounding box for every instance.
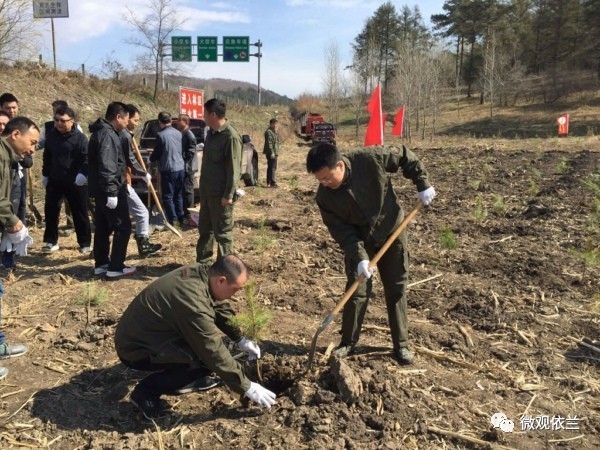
[75,173,87,186]
[0,234,12,252]
[418,186,436,206]
[357,260,375,280]
[106,197,118,209]
[42,176,49,189]
[144,173,152,185]
[270,154,276,160]
[14,234,33,256]
[244,382,276,409]
[7,226,28,245]
[237,337,261,361]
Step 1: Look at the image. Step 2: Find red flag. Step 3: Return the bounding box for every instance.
[391,106,405,137]
[364,84,383,146]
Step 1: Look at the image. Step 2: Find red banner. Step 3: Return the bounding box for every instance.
[179,87,204,119]
[364,83,383,146]
[557,114,569,136]
[391,106,405,137]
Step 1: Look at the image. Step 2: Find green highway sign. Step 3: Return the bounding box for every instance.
[223,36,250,62]
[197,36,218,62]
[171,36,192,62]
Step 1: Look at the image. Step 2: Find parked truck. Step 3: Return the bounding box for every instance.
[298,112,325,140]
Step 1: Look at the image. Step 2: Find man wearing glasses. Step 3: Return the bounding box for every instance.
[41,106,91,253]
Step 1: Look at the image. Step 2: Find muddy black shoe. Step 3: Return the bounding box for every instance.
[333,343,355,358]
[136,236,162,257]
[130,386,172,420]
[394,348,414,365]
[165,375,222,395]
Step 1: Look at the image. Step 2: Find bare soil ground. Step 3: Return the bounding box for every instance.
[1,136,599,450]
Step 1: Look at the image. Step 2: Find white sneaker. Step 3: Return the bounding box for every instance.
[106,266,137,278]
[79,246,92,254]
[42,243,59,252]
[94,264,109,276]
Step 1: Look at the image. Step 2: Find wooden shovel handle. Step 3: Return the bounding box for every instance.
[131,138,164,216]
[330,203,424,316]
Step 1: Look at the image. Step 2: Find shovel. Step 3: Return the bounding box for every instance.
[131,138,182,238]
[306,202,424,371]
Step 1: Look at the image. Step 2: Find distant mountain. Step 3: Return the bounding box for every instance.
[163,75,293,106]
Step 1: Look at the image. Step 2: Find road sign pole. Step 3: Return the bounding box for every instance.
[51,18,57,71]
[252,40,262,106]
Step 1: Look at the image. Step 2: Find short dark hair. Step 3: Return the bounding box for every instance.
[1,116,39,137]
[126,104,140,117]
[158,111,172,124]
[269,118,278,126]
[204,98,226,119]
[55,106,76,120]
[52,99,68,109]
[306,143,342,173]
[105,102,128,121]
[0,93,18,107]
[208,254,247,284]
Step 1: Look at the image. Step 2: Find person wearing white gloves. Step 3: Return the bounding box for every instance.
[41,105,91,253]
[0,116,40,380]
[307,143,436,365]
[88,102,135,278]
[115,255,276,420]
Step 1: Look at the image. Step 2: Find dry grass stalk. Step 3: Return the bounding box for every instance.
[547,434,584,443]
[152,420,165,450]
[427,425,517,450]
[457,325,474,347]
[44,364,67,374]
[415,346,479,370]
[407,273,443,288]
[0,389,24,399]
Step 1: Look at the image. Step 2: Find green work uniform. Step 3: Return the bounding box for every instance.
[0,138,21,233]
[315,146,432,352]
[196,121,242,264]
[114,263,251,395]
[263,128,279,158]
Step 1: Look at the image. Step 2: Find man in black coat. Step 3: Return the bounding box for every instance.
[88,102,134,279]
[41,106,91,253]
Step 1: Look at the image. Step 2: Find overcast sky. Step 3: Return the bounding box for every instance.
[33,0,445,99]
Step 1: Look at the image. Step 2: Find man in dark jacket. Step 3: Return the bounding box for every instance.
[88,102,134,279]
[114,255,276,420]
[0,116,39,379]
[196,99,242,264]
[150,112,185,225]
[41,106,91,253]
[177,113,198,222]
[306,143,436,364]
[263,118,279,188]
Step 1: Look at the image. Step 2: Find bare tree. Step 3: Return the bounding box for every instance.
[123,0,186,101]
[0,0,39,60]
[321,40,344,126]
[346,68,366,140]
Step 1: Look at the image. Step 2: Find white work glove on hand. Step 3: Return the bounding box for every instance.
[7,226,28,245]
[106,197,118,209]
[270,154,276,160]
[42,176,49,189]
[144,173,152,185]
[357,260,375,280]
[0,234,12,253]
[237,337,261,360]
[244,382,277,409]
[14,233,33,256]
[75,173,87,186]
[6,227,33,256]
[418,186,436,206]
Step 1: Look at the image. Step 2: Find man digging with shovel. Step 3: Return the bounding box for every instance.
[306,143,436,364]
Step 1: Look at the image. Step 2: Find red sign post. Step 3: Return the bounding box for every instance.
[179,87,204,119]
[557,113,569,136]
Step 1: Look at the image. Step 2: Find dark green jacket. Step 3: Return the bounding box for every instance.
[200,121,242,200]
[0,138,21,233]
[316,146,431,262]
[114,263,250,394]
[263,128,279,157]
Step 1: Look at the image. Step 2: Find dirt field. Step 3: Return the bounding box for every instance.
[1,135,599,449]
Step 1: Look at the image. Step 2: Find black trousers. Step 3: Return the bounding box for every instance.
[43,180,91,247]
[18,171,27,222]
[93,188,131,271]
[120,357,210,396]
[266,156,278,186]
[183,172,195,216]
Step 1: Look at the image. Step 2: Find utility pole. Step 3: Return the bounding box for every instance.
[252,40,263,106]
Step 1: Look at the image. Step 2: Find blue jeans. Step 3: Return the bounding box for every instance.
[0,279,4,345]
[160,170,185,224]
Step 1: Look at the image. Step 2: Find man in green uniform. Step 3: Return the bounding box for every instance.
[196,99,242,264]
[306,143,436,364]
[114,255,276,420]
[263,118,279,188]
[0,116,39,379]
